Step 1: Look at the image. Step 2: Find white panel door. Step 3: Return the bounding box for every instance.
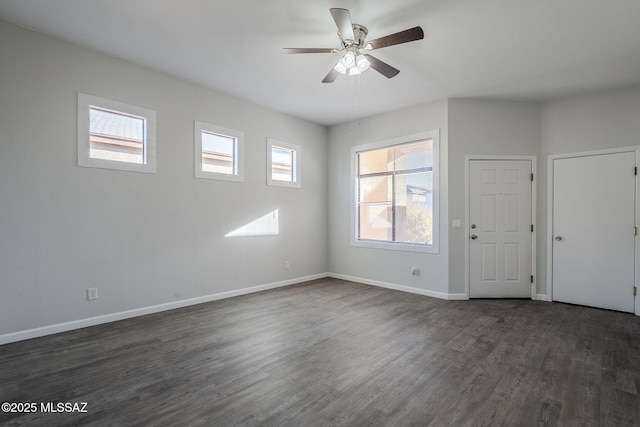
[552,152,635,313]
[470,160,532,298]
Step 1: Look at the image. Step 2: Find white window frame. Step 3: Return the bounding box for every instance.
[351,129,440,253]
[194,121,244,182]
[267,138,301,188]
[77,93,156,173]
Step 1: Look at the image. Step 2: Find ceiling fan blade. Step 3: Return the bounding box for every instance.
[322,68,340,84]
[364,54,400,78]
[283,48,335,54]
[367,26,424,50]
[330,8,355,42]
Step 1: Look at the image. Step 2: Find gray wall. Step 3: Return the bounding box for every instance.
[327,100,451,297]
[541,85,640,156]
[448,99,541,294]
[538,84,640,294]
[448,89,640,297]
[0,20,328,337]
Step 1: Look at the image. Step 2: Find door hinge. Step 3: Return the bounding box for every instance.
[634,286,637,297]
[634,226,638,236]
[635,166,637,176]
[531,275,534,283]
[531,224,534,232]
[531,173,534,182]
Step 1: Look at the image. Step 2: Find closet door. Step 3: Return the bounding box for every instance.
[552,152,635,313]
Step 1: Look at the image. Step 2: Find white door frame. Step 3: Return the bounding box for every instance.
[465,155,537,300]
[547,146,640,316]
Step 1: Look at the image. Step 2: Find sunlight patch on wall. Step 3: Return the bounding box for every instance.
[225,209,279,237]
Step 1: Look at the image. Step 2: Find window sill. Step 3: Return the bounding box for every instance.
[351,239,439,254]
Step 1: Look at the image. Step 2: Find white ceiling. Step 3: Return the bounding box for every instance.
[1,0,640,126]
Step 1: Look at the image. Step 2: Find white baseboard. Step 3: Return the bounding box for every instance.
[0,273,328,345]
[447,293,469,301]
[4,272,529,345]
[536,294,551,301]
[328,273,467,301]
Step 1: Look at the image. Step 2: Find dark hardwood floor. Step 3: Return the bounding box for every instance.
[1,278,639,426]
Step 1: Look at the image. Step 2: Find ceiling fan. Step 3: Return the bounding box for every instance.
[283,8,424,83]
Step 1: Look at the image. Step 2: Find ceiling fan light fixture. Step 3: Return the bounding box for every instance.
[335,50,369,75]
[356,54,370,72]
[343,50,356,66]
[333,60,348,75]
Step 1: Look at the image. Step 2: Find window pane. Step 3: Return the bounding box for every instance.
[272,146,294,182]
[353,131,438,252]
[356,138,435,246]
[359,175,392,203]
[394,139,432,171]
[359,204,393,241]
[394,171,433,244]
[89,107,145,164]
[358,147,394,174]
[202,131,235,175]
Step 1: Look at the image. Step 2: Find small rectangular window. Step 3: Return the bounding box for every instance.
[267,138,301,188]
[352,130,439,253]
[78,93,156,173]
[195,121,244,182]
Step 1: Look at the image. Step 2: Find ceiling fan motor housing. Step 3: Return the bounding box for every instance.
[343,24,368,48]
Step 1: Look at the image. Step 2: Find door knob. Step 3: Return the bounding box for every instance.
[555,236,562,241]
[471,235,478,240]
[471,224,477,229]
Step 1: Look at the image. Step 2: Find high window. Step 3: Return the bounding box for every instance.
[267,138,301,188]
[352,130,439,253]
[77,93,156,173]
[195,121,244,182]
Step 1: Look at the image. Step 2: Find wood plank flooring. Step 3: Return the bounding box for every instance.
[1,278,639,426]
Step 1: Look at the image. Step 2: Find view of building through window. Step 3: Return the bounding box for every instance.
[201,131,236,175]
[271,145,295,182]
[89,107,145,164]
[357,139,433,245]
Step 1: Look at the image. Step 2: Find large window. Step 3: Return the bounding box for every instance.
[267,138,301,188]
[352,130,439,253]
[78,93,156,173]
[195,121,244,182]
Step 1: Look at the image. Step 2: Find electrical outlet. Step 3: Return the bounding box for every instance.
[284,261,290,270]
[87,287,98,301]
